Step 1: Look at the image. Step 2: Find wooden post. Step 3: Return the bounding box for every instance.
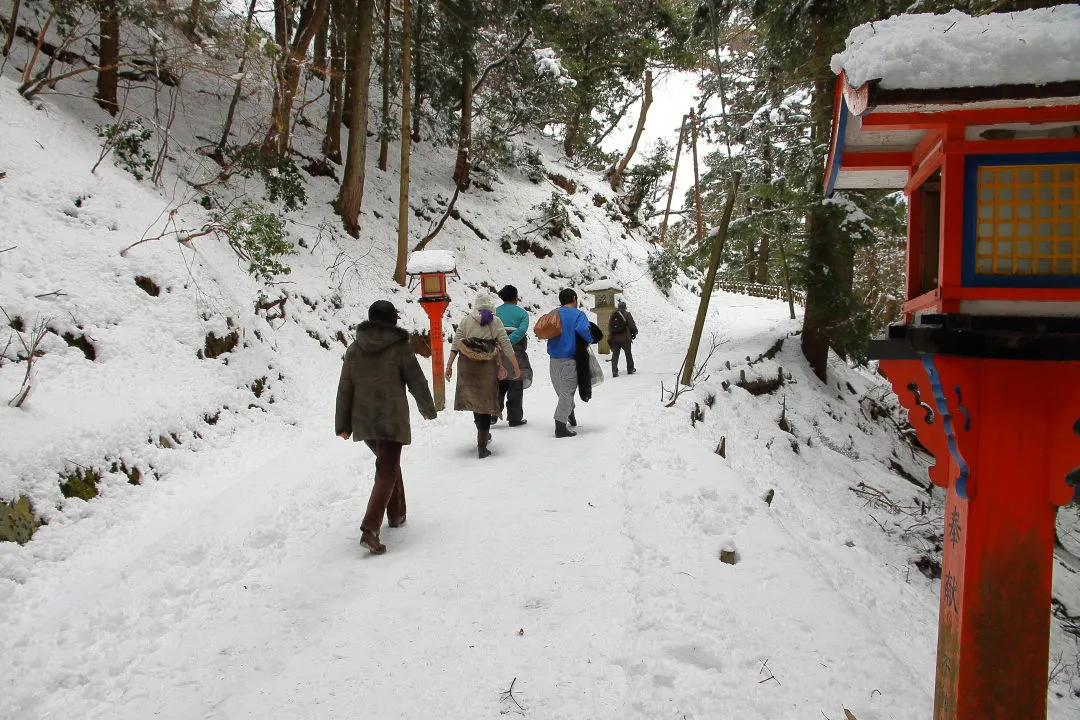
[657,113,688,246]
[882,355,1080,720]
[393,0,413,286]
[681,172,740,386]
[421,300,449,410]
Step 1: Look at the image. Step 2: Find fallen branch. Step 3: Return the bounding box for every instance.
[412,186,460,252]
[499,677,526,712]
[119,224,215,256]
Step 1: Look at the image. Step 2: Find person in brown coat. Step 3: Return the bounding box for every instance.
[445,293,520,458]
[336,300,436,555]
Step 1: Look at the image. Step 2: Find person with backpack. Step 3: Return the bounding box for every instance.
[537,288,595,438]
[445,293,521,458]
[608,300,638,377]
[336,300,437,555]
[494,285,531,427]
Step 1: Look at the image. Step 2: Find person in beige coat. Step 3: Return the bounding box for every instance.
[445,293,520,458]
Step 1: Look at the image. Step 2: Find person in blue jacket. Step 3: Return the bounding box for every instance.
[546,287,594,438]
[495,285,532,427]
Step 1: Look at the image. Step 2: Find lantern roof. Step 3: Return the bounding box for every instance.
[825,7,1080,195]
[581,280,623,293]
[406,250,457,275]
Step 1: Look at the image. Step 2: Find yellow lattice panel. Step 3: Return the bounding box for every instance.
[974,164,1079,276]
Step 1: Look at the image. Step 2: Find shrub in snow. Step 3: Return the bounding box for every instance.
[95,119,155,181]
[647,244,680,293]
[230,145,308,213]
[212,204,294,284]
[0,496,38,544]
[533,192,573,239]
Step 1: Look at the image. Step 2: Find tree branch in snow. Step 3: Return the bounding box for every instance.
[466,30,531,102]
[1,305,50,408]
[412,187,460,252]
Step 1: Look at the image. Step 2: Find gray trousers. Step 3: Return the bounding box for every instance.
[549,357,578,424]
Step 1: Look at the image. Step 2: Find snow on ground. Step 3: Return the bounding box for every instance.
[833,6,1080,90]
[2,18,1080,720]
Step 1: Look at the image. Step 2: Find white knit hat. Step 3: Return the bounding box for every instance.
[474,293,496,311]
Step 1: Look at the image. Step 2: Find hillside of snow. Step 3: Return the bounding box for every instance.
[2,17,1079,720]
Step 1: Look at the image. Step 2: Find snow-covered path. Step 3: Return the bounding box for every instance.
[1,306,948,720]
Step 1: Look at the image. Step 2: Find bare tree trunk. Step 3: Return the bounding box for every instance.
[800,30,840,381]
[609,69,653,191]
[682,173,740,386]
[264,0,329,155]
[216,0,259,157]
[393,0,412,286]
[452,59,473,189]
[778,235,796,320]
[20,5,55,86]
[96,7,120,115]
[185,0,202,38]
[690,107,703,246]
[336,0,376,236]
[3,0,22,56]
[563,101,585,159]
[657,113,686,246]
[312,9,328,77]
[377,0,391,170]
[322,1,345,162]
[411,0,423,142]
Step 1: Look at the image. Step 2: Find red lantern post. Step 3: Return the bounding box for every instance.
[406,251,456,411]
[826,10,1080,719]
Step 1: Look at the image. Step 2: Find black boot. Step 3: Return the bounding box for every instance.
[568,411,577,427]
[555,421,577,438]
[478,430,492,458]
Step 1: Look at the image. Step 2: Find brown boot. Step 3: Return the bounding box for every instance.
[360,530,386,555]
[478,430,492,459]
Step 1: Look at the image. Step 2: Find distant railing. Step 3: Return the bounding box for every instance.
[715,280,805,306]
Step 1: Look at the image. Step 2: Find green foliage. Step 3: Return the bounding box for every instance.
[97,119,154,181]
[214,204,294,284]
[622,141,673,219]
[533,192,573,238]
[648,244,681,293]
[230,145,308,213]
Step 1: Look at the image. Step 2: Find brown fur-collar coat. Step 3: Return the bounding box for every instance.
[336,321,436,444]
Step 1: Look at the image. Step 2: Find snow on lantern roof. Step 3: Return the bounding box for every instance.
[582,280,623,293]
[406,250,457,275]
[832,7,1080,92]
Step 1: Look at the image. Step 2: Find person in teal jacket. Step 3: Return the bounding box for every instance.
[495,285,531,426]
[546,288,594,437]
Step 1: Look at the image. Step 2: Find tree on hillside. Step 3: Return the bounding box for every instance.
[536,0,697,162]
[705,0,909,380]
[95,0,120,114]
[264,0,329,155]
[336,0,377,237]
[320,0,347,163]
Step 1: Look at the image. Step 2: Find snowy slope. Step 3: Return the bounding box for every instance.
[1,17,1079,720]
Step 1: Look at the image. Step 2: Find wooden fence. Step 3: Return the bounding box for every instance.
[714,280,805,306]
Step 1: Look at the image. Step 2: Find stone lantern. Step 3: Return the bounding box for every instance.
[582,281,623,354]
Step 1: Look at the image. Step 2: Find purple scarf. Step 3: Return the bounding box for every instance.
[479,309,494,326]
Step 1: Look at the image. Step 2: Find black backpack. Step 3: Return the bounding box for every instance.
[610,311,627,335]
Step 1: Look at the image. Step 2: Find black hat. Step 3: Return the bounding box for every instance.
[368,299,401,324]
[617,300,627,310]
[497,284,519,302]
